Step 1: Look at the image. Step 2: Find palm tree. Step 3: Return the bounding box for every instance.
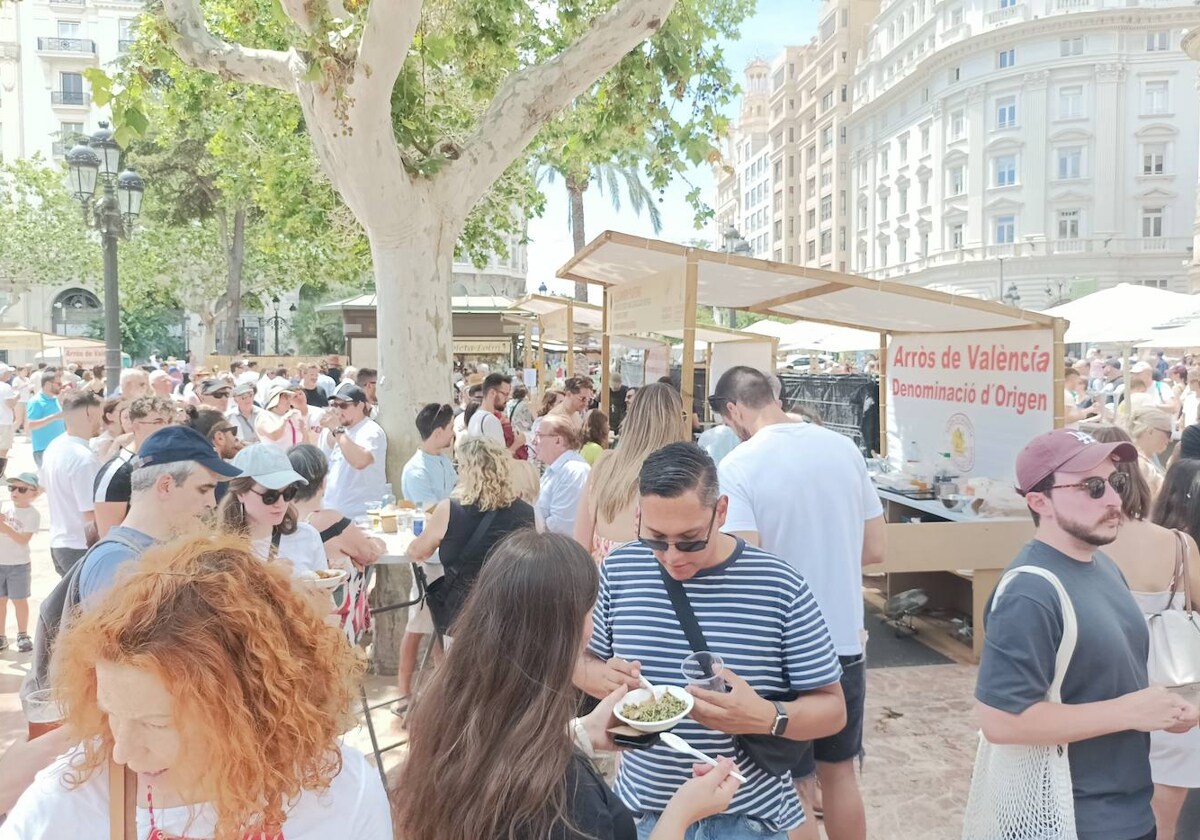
[541,162,663,301]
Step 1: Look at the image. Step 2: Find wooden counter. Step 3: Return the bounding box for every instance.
[874,489,1033,661]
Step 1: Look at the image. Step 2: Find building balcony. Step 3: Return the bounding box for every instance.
[119,39,136,52]
[985,4,1029,25]
[1053,0,1093,9]
[51,90,91,107]
[37,37,96,55]
[47,0,85,7]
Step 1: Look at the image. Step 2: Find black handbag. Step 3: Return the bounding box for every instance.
[425,509,497,636]
[656,564,804,777]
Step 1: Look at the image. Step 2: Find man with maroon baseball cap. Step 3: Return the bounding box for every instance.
[973,428,1197,840]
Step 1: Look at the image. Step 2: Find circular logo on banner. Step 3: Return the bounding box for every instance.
[945,413,976,473]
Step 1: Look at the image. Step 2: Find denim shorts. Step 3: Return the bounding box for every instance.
[792,654,867,779]
[636,812,786,840]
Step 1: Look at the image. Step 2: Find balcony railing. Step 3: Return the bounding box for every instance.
[51,90,90,106]
[986,3,1028,24]
[862,237,1193,280]
[118,39,136,52]
[48,0,85,6]
[38,37,96,54]
[1054,0,1092,9]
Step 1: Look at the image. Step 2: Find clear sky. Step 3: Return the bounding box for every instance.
[525,0,823,299]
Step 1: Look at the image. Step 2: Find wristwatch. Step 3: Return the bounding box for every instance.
[332,426,347,437]
[769,700,788,736]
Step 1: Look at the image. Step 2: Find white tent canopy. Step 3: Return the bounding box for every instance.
[1043,283,1199,345]
[742,319,878,353]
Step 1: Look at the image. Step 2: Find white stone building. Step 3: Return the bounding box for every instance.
[715,0,879,268]
[847,0,1200,308]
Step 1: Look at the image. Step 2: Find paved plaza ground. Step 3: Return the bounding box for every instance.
[0,433,980,839]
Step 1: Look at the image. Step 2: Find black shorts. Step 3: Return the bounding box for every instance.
[792,654,866,779]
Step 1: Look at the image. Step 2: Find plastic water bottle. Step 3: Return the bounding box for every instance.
[380,491,396,511]
[412,508,426,537]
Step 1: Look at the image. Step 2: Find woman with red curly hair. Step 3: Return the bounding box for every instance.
[0,536,390,839]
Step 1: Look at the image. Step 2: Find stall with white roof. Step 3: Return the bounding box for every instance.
[559,231,1070,659]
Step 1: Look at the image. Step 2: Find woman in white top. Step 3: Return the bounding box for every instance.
[1084,424,1200,840]
[256,386,308,451]
[217,444,328,577]
[0,535,390,839]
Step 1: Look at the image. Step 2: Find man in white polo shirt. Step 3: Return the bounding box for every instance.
[319,382,387,518]
[712,366,886,840]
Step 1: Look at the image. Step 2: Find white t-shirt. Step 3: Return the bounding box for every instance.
[0,743,392,840]
[465,409,505,444]
[41,434,100,550]
[718,421,883,656]
[252,523,329,577]
[0,503,39,565]
[0,380,15,425]
[323,418,387,519]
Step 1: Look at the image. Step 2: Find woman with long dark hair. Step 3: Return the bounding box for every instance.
[393,530,740,840]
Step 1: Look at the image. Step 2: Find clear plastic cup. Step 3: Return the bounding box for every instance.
[681,651,726,692]
[24,688,64,740]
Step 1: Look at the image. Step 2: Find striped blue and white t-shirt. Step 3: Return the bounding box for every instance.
[588,538,842,831]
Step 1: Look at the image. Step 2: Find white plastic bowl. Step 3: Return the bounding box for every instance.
[614,685,694,733]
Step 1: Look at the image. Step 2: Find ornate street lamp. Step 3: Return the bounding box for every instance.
[1002,283,1021,308]
[65,121,147,395]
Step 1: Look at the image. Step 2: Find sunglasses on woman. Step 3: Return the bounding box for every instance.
[1049,472,1129,499]
[250,485,300,505]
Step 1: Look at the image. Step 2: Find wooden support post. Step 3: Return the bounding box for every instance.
[681,254,699,439]
[566,301,575,379]
[523,323,532,376]
[878,332,888,458]
[601,287,611,415]
[537,316,545,393]
[1052,318,1066,430]
[703,343,713,422]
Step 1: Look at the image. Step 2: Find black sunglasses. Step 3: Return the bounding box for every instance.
[250,485,300,505]
[9,486,33,494]
[1049,472,1129,500]
[707,395,733,415]
[638,508,718,553]
[217,425,238,437]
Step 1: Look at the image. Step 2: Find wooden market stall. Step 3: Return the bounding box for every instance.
[558,231,1069,660]
[507,294,604,389]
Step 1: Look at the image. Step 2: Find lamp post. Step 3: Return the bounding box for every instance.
[997,256,1006,301]
[65,122,145,396]
[1002,282,1021,308]
[720,225,752,328]
[537,281,548,295]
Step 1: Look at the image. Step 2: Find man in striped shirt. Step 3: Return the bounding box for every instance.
[576,442,845,840]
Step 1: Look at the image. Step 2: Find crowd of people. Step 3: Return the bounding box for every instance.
[4,346,1200,839]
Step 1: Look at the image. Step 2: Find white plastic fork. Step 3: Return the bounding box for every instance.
[659,732,749,783]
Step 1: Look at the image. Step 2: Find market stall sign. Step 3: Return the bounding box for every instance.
[608,271,684,336]
[454,339,511,355]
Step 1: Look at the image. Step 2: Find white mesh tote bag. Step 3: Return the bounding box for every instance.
[961,566,1079,840]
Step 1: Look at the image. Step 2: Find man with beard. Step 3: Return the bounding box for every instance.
[975,429,1198,840]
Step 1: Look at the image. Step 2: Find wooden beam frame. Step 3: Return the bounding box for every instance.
[601,287,611,416]
[681,253,699,439]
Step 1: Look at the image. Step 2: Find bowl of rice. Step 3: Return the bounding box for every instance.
[614,685,694,733]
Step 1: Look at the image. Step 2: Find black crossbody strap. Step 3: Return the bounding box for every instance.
[444,507,499,589]
[655,563,716,677]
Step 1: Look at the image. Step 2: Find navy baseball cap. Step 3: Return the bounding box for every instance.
[135,426,243,479]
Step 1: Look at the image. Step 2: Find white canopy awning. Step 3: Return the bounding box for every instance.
[557,231,1056,335]
[742,319,878,352]
[1044,283,1199,345]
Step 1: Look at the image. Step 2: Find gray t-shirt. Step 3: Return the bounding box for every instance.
[975,540,1152,840]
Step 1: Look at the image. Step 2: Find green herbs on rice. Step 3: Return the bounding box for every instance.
[621,692,687,723]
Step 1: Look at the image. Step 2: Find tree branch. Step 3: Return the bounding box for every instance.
[162,0,299,92]
[278,0,318,36]
[438,0,677,219]
[354,0,421,107]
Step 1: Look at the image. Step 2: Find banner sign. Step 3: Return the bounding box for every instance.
[64,346,106,367]
[453,339,511,355]
[886,329,1055,481]
[609,271,684,336]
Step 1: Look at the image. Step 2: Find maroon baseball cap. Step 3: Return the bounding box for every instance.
[1015,429,1137,495]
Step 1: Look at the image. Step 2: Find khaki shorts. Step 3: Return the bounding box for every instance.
[0,425,13,451]
[407,560,444,635]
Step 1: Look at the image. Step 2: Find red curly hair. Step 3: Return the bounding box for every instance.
[51,535,361,839]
